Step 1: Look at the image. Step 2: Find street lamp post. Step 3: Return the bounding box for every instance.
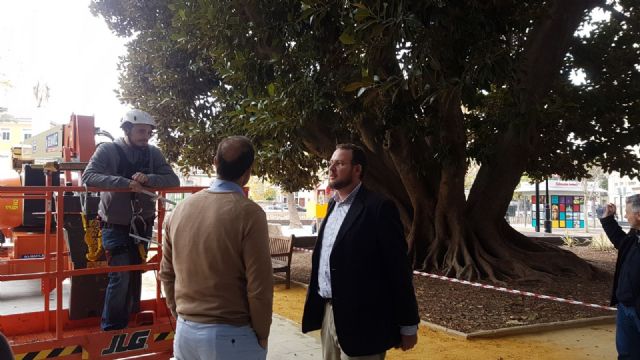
[618,186,626,216]
[535,181,540,232]
[544,179,552,233]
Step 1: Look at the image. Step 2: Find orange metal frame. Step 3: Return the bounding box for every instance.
[0,185,204,359]
[62,114,96,185]
[0,169,73,296]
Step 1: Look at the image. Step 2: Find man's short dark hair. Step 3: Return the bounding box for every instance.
[336,143,367,179]
[216,136,255,181]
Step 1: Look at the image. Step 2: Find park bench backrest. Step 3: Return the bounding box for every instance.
[269,235,293,288]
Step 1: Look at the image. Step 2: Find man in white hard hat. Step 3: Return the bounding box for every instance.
[82,109,180,331]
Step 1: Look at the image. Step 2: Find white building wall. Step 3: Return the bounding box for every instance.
[608,172,640,209]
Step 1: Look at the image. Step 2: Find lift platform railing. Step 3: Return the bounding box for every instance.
[0,184,204,359]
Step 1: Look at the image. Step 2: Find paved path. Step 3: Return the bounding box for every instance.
[2,276,616,359]
[0,279,71,315]
[272,281,617,359]
[268,315,321,359]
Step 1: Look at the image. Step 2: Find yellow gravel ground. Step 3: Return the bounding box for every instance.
[273,282,616,360]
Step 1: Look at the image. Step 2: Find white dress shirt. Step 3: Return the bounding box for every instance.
[317,182,362,299]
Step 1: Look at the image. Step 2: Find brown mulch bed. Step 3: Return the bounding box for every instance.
[289,246,617,333]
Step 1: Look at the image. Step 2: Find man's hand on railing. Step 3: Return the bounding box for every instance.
[128,180,144,193]
[131,172,149,185]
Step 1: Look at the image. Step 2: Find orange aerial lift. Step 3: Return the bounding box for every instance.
[0,184,202,359]
[0,114,202,358]
[0,114,100,281]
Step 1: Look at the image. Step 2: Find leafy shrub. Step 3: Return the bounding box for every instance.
[590,234,614,251]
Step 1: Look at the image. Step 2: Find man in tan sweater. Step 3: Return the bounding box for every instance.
[159,136,273,360]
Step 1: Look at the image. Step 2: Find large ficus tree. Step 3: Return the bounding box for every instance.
[91,0,640,282]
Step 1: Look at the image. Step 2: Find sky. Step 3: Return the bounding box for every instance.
[0,0,129,137]
[0,2,610,138]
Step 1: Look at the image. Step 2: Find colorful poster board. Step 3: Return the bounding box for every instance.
[531,195,584,228]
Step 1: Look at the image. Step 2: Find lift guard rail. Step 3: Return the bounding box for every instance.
[0,185,204,359]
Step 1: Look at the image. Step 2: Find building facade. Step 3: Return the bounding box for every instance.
[607,172,640,211]
[514,179,608,229]
[0,113,32,170]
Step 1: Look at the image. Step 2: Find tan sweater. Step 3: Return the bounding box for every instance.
[159,190,273,340]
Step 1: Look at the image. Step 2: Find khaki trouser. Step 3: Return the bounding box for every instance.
[321,302,386,360]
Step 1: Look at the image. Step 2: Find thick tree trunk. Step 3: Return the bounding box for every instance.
[301,1,604,283]
[415,0,602,282]
[286,192,303,229]
[425,87,475,277]
[386,127,439,261]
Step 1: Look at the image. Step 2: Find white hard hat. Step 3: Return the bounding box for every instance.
[120,109,156,128]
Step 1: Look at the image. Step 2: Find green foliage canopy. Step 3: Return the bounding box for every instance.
[91,1,640,192]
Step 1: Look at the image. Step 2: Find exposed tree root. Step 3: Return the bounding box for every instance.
[419,216,598,285]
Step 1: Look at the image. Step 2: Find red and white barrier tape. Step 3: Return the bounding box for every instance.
[293,247,614,311]
[413,270,616,311]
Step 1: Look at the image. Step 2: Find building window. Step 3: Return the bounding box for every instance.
[1,129,9,141]
[23,130,31,141]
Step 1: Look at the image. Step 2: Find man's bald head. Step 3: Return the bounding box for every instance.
[215,136,255,181]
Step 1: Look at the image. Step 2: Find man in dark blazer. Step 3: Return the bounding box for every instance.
[302,143,420,359]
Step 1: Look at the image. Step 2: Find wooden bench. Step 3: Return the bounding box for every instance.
[269,235,294,289]
[291,234,317,250]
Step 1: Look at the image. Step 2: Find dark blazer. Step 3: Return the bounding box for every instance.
[301,186,420,356]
